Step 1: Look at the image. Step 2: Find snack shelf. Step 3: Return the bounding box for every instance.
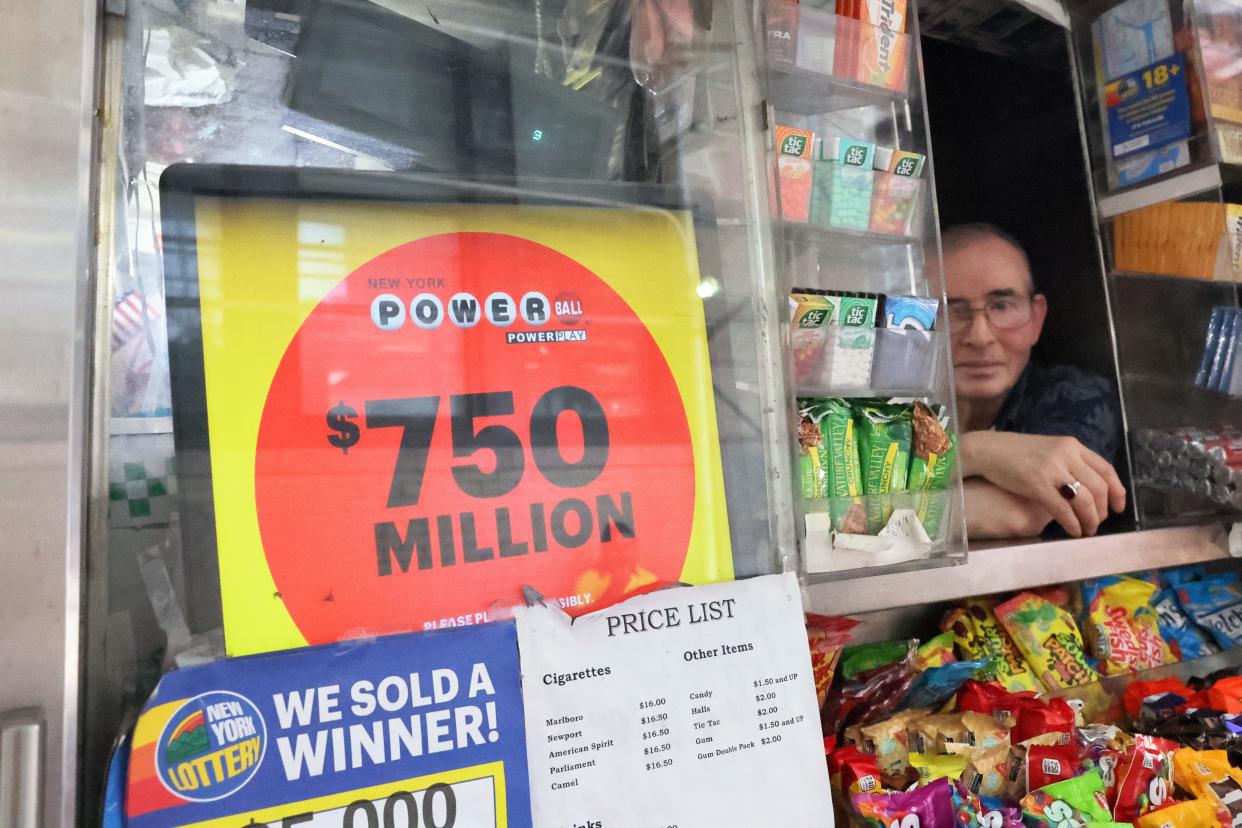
[800,489,957,578]
[779,219,920,246]
[1109,269,1242,285]
[802,524,1230,615]
[768,64,907,116]
[795,328,947,398]
[1095,163,1224,220]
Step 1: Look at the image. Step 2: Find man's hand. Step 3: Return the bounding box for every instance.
[960,431,1127,538]
[963,478,1053,539]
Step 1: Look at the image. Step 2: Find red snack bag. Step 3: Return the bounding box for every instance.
[1124,678,1192,720]
[1114,735,1177,823]
[1026,743,1085,791]
[807,613,860,708]
[958,680,1037,729]
[1012,697,1076,745]
[1205,675,1242,715]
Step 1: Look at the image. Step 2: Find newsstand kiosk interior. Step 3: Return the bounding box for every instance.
[0,0,1240,824]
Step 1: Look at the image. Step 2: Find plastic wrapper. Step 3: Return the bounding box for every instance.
[962,744,1014,799]
[1136,798,1218,828]
[831,743,885,827]
[909,401,955,490]
[1126,679,1193,721]
[1175,574,1242,650]
[912,713,970,755]
[1021,769,1114,826]
[961,711,1011,752]
[823,652,918,741]
[995,591,1098,690]
[957,680,1038,729]
[854,776,957,828]
[943,602,1043,694]
[1148,710,1242,752]
[862,709,928,780]
[807,613,860,708]
[843,639,912,680]
[1078,724,1131,809]
[1171,749,1242,827]
[906,660,989,711]
[1012,696,1077,745]
[856,402,913,529]
[1027,743,1087,791]
[1083,576,1175,676]
[1114,735,1177,823]
[1153,588,1219,662]
[798,397,867,532]
[1204,676,1242,715]
[911,751,969,784]
[918,632,959,670]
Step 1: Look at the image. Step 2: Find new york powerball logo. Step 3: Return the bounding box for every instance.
[156,691,267,801]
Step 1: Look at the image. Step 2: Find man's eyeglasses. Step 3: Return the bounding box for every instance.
[947,292,1037,334]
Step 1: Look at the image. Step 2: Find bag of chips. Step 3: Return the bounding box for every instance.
[943,602,1043,695]
[1021,769,1114,826]
[1175,574,1242,650]
[1114,736,1177,823]
[996,592,1098,691]
[854,776,957,828]
[1083,577,1175,676]
[807,613,859,708]
[1171,749,1242,828]
[1136,799,1218,828]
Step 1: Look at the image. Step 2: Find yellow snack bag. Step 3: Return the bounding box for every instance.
[909,752,967,784]
[1137,799,1219,828]
[942,599,1042,693]
[1172,749,1242,827]
[995,592,1098,690]
[1083,576,1175,675]
[916,631,957,670]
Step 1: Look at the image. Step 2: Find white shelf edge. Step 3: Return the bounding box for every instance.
[1097,165,1223,219]
[802,524,1231,616]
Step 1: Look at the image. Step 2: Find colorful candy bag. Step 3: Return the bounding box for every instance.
[957,680,1038,730]
[1172,749,1242,827]
[906,661,989,711]
[854,776,956,828]
[1077,724,1130,809]
[1152,588,1218,661]
[1175,573,1242,650]
[995,592,1098,690]
[1114,736,1177,823]
[1021,769,1114,826]
[807,613,859,708]
[1136,798,1218,828]
[831,744,885,828]
[823,656,918,740]
[918,632,959,670]
[1083,577,1175,675]
[953,780,1024,828]
[943,602,1042,694]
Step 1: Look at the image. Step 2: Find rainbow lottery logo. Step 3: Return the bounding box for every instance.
[157,690,266,801]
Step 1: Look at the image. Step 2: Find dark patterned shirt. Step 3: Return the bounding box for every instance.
[994,362,1121,464]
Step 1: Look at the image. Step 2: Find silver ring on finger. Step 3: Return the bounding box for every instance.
[1058,480,1082,500]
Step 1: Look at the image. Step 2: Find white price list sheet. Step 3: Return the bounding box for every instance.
[515,573,834,828]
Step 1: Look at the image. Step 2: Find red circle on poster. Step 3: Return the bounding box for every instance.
[254,233,696,644]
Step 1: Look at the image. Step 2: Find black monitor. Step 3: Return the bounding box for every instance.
[285,0,623,179]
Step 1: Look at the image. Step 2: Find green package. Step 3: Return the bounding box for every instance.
[856,402,913,529]
[1021,770,1113,827]
[797,398,866,533]
[840,640,910,680]
[909,402,956,539]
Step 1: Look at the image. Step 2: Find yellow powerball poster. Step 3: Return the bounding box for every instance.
[161,166,733,656]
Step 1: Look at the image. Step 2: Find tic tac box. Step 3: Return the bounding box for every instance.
[125,623,532,827]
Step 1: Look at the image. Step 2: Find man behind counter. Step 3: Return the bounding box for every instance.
[943,223,1127,540]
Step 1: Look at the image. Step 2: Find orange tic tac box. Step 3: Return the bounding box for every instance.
[776,126,815,223]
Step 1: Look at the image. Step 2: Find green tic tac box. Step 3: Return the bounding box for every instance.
[810,138,875,231]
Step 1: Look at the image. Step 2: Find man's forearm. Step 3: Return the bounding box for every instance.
[962,477,1052,539]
